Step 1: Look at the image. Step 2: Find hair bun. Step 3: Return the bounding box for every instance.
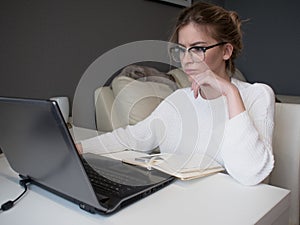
[229,11,241,28]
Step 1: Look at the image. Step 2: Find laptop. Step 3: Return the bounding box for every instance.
[0,97,175,214]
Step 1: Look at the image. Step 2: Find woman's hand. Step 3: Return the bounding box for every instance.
[186,61,231,99]
[185,61,246,118]
[76,143,83,154]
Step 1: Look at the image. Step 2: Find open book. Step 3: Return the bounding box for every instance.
[104,151,224,180]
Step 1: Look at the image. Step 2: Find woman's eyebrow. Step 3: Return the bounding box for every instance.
[190,41,207,46]
[178,41,207,47]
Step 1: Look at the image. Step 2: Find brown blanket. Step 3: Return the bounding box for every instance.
[116,64,178,91]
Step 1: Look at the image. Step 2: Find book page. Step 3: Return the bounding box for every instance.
[121,152,224,180]
[152,154,224,180]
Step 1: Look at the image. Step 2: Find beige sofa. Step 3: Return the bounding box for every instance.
[269,102,300,225]
[94,68,191,132]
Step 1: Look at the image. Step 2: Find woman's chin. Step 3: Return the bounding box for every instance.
[188,76,193,82]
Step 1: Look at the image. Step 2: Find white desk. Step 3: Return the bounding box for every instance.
[0,153,290,225]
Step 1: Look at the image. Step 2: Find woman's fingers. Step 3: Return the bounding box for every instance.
[191,78,200,98]
[190,69,221,98]
[76,143,83,154]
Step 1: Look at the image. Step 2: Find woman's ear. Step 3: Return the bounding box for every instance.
[223,43,233,60]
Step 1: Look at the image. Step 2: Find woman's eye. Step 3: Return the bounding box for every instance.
[191,46,204,53]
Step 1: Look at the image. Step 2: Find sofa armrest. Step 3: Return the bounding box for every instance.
[270,102,300,225]
[94,86,115,132]
[276,94,300,104]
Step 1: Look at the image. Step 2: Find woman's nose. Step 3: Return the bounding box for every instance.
[181,51,194,66]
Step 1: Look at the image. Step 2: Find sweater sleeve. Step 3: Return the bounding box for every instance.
[220,84,275,185]
[80,114,164,155]
[80,89,186,155]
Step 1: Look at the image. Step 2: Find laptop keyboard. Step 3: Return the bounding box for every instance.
[82,159,146,198]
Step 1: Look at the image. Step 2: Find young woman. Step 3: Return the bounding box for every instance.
[77,2,275,185]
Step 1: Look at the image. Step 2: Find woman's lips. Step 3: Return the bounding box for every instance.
[184,69,198,76]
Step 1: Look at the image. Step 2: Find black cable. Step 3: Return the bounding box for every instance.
[0,178,31,212]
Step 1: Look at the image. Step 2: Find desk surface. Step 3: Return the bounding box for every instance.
[0,154,290,225]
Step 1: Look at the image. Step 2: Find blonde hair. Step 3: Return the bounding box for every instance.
[170,2,243,73]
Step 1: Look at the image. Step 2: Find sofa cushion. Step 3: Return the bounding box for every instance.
[111,76,173,127]
[167,68,191,88]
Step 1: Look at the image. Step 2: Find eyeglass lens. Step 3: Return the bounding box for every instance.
[170,46,205,63]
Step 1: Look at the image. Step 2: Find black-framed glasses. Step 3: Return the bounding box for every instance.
[169,42,227,63]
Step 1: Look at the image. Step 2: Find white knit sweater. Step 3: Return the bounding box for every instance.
[81,78,275,185]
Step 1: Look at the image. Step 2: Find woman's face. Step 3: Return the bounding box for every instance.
[178,23,228,79]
